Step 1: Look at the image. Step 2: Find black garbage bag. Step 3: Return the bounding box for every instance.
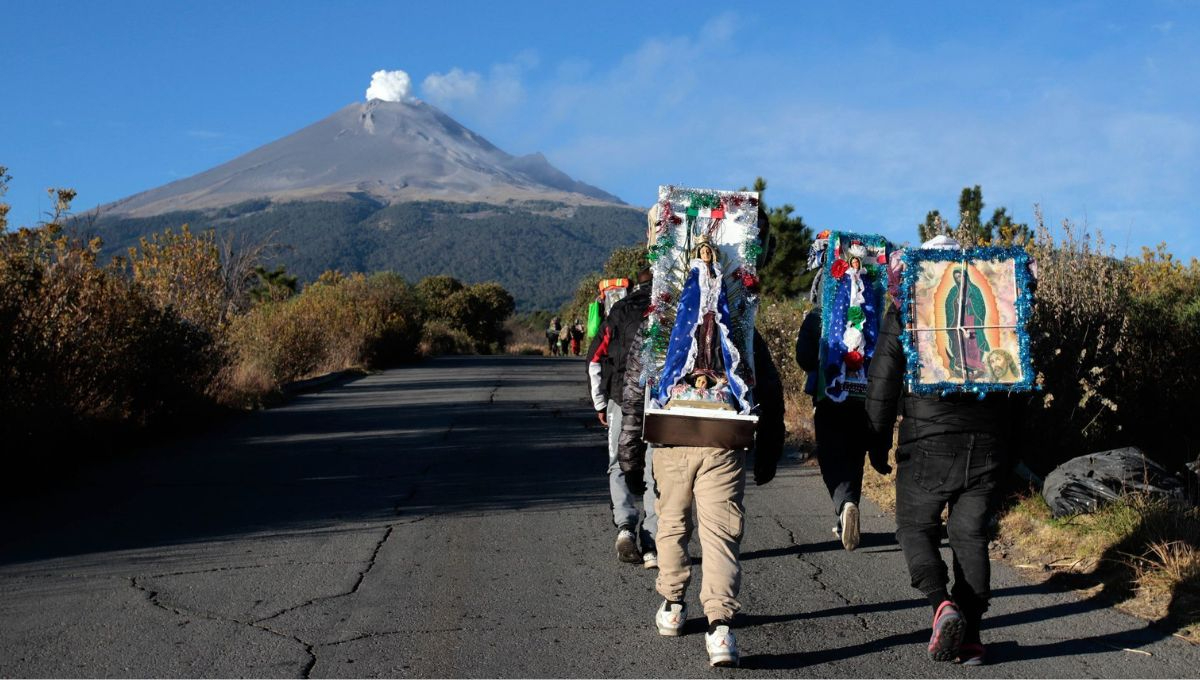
[1041,447,1187,518]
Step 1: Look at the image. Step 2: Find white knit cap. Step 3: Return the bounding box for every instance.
[921,235,961,250]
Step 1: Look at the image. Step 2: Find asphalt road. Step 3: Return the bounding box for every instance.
[1,355,1196,678]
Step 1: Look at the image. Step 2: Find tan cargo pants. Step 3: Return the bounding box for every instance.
[652,445,747,623]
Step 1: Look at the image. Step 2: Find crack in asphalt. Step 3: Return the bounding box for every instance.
[143,561,366,579]
[130,523,403,678]
[254,525,395,625]
[320,623,632,648]
[130,575,317,678]
[772,516,870,632]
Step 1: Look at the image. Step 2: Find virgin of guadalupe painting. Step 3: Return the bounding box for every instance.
[900,247,1036,394]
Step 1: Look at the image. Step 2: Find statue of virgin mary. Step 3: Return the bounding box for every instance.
[652,238,752,413]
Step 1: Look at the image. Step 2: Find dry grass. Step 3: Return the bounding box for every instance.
[861,447,898,513]
[998,493,1200,642]
[506,341,549,356]
[783,391,814,450]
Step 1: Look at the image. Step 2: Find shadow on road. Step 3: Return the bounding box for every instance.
[0,357,609,567]
[741,532,898,561]
[741,583,1174,668]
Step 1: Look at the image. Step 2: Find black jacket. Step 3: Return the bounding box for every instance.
[618,327,785,485]
[585,283,651,411]
[865,306,1015,447]
[794,308,822,397]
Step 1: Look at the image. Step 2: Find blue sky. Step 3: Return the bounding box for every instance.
[3,1,1198,259]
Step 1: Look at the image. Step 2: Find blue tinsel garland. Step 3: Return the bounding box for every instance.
[897,246,1038,397]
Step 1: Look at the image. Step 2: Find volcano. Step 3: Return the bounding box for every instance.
[105,99,623,217]
[90,99,644,309]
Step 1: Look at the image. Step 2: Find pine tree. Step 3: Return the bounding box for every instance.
[958,185,988,243]
[917,185,1029,247]
[742,177,814,298]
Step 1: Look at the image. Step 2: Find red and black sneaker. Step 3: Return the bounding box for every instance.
[928,600,965,662]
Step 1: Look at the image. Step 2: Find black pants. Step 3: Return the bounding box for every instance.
[895,433,1006,626]
[813,399,870,516]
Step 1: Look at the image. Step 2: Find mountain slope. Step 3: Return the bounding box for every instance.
[103,99,623,217]
[90,197,644,310]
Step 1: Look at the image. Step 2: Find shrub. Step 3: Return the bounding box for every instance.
[0,223,218,449]
[125,225,229,334]
[439,281,516,354]
[419,321,477,356]
[1025,211,1200,473]
[225,271,425,398]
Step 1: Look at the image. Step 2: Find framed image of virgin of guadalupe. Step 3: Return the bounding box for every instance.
[639,185,764,449]
[898,246,1037,395]
[816,232,891,402]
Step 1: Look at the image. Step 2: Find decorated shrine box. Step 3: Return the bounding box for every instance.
[640,186,763,449]
[898,246,1036,394]
[814,231,891,402]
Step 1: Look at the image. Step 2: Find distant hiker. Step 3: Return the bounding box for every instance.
[865,236,1019,666]
[570,318,585,356]
[585,267,658,566]
[795,234,893,551]
[546,317,562,356]
[559,323,571,357]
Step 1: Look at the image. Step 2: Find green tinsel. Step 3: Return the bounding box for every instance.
[648,236,676,263]
[743,240,763,260]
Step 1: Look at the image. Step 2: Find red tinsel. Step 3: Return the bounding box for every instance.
[830,259,849,279]
[658,291,673,304]
[876,254,887,264]
[735,268,759,291]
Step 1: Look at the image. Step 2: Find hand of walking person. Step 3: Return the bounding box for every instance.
[868,431,893,475]
[597,410,607,426]
[753,457,776,486]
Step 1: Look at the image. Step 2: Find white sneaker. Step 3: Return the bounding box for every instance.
[616,528,640,563]
[655,600,686,636]
[642,551,658,569]
[705,623,739,667]
[840,502,860,552]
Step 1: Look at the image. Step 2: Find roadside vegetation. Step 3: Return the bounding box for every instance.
[998,494,1200,642]
[0,169,515,468]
